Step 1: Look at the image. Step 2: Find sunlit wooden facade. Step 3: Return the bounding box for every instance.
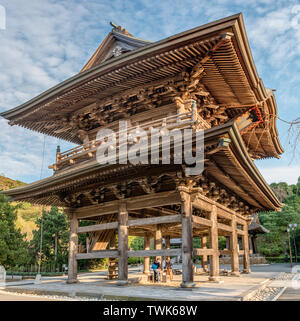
[1,14,283,287]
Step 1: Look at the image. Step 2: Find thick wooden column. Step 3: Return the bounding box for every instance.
[226,236,230,250]
[242,222,251,273]
[108,231,117,279]
[180,189,194,288]
[252,236,257,254]
[66,208,78,284]
[230,215,240,276]
[165,235,171,263]
[201,236,208,272]
[143,234,151,274]
[209,205,219,281]
[154,225,162,264]
[117,202,128,285]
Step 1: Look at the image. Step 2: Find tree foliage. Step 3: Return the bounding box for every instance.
[0,194,29,267]
[29,207,69,265]
[258,177,300,257]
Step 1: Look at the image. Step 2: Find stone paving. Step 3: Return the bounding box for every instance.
[2,264,294,301]
[0,264,298,301]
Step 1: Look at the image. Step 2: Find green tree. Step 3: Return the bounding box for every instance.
[258,179,300,257]
[30,207,69,265]
[0,194,28,267]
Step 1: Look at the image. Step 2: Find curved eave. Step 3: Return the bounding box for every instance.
[0,13,242,120]
[2,120,283,211]
[231,15,284,156]
[229,122,282,210]
[0,13,283,158]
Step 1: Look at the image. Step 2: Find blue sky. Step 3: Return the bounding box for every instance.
[0,0,299,184]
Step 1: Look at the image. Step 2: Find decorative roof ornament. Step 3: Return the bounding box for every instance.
[112,45,123,57]
[110,21,133,37]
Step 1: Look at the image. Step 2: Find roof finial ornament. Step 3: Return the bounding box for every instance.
[109,21,132,36]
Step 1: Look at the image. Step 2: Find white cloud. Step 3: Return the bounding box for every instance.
[0,0,299,183]
[257,165,300,185]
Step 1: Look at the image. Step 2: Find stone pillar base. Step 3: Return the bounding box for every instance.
[66,279,79,284]
[143,271,150,275]
[230,271,240,277]
[180,281,195,288]
[117,280,129,286]
[208,276,220,282]
[242,269,251,274]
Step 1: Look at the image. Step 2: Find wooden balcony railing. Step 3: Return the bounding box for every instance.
[49,107,209,172]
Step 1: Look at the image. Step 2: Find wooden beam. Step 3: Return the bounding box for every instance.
[128,249,181,257]
[128,214,181,227]
[217,223,233,233]
[76,250,119,260]
[77,222,118,234]
[192,193,247,224]
[237,229,246,235]
[192,215,212,227]
[193,248,215,256]
[220,249,231,255]
[75,191,180,219]
[192,198,213,212]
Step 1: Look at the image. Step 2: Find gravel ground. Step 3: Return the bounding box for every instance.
[247,272,295,301]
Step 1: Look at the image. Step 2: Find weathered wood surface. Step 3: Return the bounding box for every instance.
[193,248,215,256]
[76,250,119,260]
[217,223,233,233]
[180,190,194,287]
[77,222,118,233]
[209,205,219,281]
[201,236,208,271]
[143,235,150,274]
[75,191,180,219]
[192,215,212,227]
[67,209,78,283]
[242,223,250,273]
[230,215,240,275]
[118,203,128,283]
[128,214,182,227]
[128,249,181,257]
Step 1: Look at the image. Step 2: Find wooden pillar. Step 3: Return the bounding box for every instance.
[108,231,117,279]
[143,234,150,274]
[86,237,90,253]
[209,205,219,281]
[226,236,230,250]
[154,225,162,264]
[201,236,208,272]
[66,209,78,284]
[252,236,258,254]
[248,235,253,254]
[230,215,240,276]
[117,202,128,285]
[165,235,171,263]
[242,223,251,273]
[180,189,194,288]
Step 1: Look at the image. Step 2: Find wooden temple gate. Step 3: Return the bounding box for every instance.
[66,187,251,286]
[1,14,282,289]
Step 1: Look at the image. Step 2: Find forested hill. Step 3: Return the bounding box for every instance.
[0,175,26,190]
